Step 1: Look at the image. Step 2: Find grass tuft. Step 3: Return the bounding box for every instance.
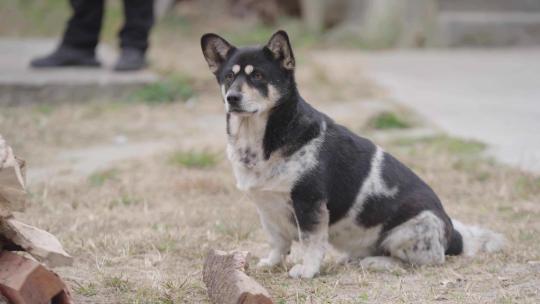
[108,194,141,209]
[103,275,131,293]
[131,74,194,104]
[169,150,218,169]
[368,112,410,130]
[88,169,119,186]
[74,282,98,297]
[394,135,485,156]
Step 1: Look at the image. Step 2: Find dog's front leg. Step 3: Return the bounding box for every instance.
[253,193,293,268]
[257,220,292,268]
[289,200,329,279]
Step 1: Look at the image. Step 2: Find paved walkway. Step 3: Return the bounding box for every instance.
[359,48,540,174]
[0,39,158,105]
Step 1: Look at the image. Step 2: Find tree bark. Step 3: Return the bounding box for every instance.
[0,135,28,215]
[0,218,73,268]
[203,250,273,304]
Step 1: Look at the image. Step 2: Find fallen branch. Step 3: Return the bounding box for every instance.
[0,218,73,268]
[0,135,28,215]
[0,251,73,304]
[203,249,273,304]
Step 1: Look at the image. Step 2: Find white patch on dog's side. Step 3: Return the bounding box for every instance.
[381,211,446,265]
[232,64,240,74]
[329,220,382,259]
[452,219,505,256]
[244,64,254,75]
[328,146,398,259]
[289,203,329,279]
[354,147,398,214]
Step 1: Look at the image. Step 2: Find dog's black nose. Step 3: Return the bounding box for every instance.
[226,93,242,106]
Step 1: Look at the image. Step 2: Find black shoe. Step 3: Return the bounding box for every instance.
[30,46,101,68]
[113,48,147,71]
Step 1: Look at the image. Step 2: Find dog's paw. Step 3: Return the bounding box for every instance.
[257,257,279,268]
[288,264,318,279]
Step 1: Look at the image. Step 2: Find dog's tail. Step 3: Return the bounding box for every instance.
[446,219,505,256]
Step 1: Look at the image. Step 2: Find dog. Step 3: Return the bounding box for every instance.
[200,30,505,279]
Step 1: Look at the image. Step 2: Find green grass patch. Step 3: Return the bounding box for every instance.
[368,112,411,130]
[34,104,54,115]
[103,275,131,293]
[108,194,141,209]
[88,169,118,186]
[130,73,194,104]
[394,135,486,156]
[169,150,218,169]
[514,175,540,198]
[74,282,98,297]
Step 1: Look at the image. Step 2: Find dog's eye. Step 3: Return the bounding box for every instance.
[225,72,235,82]
[253,72,263,81]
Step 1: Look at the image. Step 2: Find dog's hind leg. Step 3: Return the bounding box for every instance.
[380,211,446,266]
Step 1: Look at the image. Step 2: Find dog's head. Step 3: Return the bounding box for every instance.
[201,30,296,115]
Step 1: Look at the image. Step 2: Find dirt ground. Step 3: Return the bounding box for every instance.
[1,2,540,303]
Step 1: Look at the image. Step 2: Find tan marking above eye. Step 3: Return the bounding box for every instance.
[244,65,254,75]
[232,64,241,74]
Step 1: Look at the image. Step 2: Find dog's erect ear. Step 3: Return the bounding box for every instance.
[201,33,235,74]
[265,30,295,70]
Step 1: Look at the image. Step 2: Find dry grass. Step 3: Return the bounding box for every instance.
[1,3,539,302]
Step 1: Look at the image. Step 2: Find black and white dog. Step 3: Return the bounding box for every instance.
[201,30,504,279]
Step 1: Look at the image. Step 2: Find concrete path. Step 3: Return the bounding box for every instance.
[360,48,540,174]
[0,39,158,105]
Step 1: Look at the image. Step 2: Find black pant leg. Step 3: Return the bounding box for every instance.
[119,0,154,53]
[61,0,104,51]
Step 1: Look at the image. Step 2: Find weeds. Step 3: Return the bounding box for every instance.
[88,169,119,186]
[74,282,98,297]
[131,73,194,104]
[103,275,131,293]
[368,112,410,130]
[169,149,218,169]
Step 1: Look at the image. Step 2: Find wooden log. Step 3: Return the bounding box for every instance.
[0,251,73,304]
[0,218,73,267]
[203,250,273,304]
[0,135,28,215]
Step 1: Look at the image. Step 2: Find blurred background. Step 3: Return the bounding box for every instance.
[0,1,539,303]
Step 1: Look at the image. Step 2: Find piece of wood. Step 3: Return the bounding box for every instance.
[203,250,273,304]
[0,218,73,267]
[0,251,73,304]
[0,134,28,215]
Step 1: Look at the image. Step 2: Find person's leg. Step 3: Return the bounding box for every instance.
[31,0,104,68]
[61,0,105,51]
[119,0,154,52]
[114,0,154,71]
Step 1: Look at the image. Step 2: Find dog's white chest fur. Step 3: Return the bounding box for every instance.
[226,114,325,193]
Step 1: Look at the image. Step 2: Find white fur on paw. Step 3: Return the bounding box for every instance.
[288,264,318,279]
[257,257,279,268]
